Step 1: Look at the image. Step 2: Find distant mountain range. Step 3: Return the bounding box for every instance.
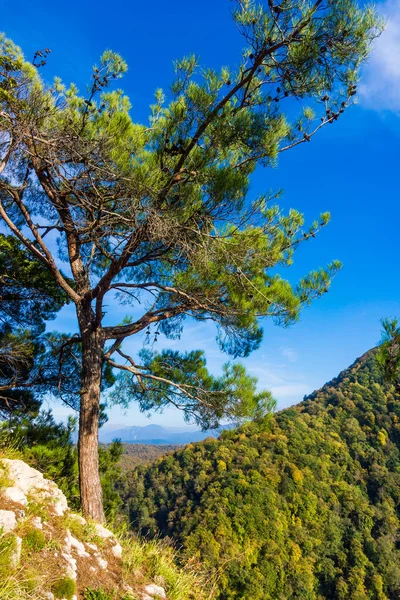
[97,423,227,445]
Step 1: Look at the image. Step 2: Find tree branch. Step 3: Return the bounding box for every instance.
[29,151,88,292]
[0,197,79,302]
[103,304,190,340]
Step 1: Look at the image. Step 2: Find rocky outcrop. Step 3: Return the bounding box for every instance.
[0,458,168,600]
[1,458,69,515]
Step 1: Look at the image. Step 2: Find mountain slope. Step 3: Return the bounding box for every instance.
[123,350,400,600]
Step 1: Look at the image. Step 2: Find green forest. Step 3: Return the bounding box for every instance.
[123,351,400,599]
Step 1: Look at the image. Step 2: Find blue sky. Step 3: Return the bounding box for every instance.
[2,0,400,427]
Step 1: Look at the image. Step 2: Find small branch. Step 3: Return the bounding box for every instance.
[103,304,190,340]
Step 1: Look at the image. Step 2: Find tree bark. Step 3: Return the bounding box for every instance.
[77,308,105,523]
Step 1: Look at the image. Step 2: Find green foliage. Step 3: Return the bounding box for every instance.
[113,348,275,429]
[0,461,13,489]
[22,528,46,553]
[117,443,179,471]
[0,411,79,507]
[52,576,76,600]
[99,440,124,518]
[0,234,68,333]
[120,534,208,600]
[125,350,400,599]
[0,534,17,578]
[82,588,133,600]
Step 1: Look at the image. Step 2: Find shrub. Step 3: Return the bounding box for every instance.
[52,576,76,600]
[23,528,46,553]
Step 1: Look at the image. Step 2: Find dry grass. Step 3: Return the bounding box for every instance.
[117,530,212,600]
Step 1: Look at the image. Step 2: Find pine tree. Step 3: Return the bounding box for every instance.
[0,0,382,520]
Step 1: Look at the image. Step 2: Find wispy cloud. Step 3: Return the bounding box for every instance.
[246,362,311,408]
[359,0,400,112]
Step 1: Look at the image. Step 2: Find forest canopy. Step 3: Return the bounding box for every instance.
[124,350,400,600]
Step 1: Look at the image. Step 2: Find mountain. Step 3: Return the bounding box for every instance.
[122,350,400,600]
[98,423,227,445]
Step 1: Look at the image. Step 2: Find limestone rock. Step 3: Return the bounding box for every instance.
[61,551,77,580]
[64,530,90,558]
[95,554,108,570]
[124,584,134,594]
[94,522,114,539]
[1,459,68,516]
[111,541,123,558]
[0,509,17,534]
[1,459,44,492]
[70,513,86,525]
[31,516,43,529]
[143,583,167,598]
[87,542,98,551]
[2,486,27,506]
[11,535,22,567]
[1,457,173,600]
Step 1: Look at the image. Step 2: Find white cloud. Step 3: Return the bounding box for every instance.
[359,0,400,112]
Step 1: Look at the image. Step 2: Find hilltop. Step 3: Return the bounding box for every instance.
[123,350,400,599]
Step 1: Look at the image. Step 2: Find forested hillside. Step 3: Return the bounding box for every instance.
[116,443,178,471]
[123,351,400,599]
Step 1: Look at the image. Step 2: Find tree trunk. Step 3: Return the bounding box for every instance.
[77,312,105,523]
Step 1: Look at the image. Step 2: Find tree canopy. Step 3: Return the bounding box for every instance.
[0,0,382,518]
